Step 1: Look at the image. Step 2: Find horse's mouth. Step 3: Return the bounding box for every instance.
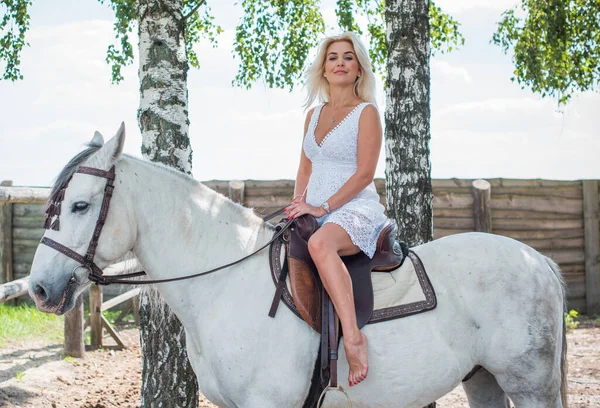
[37,279,78,315]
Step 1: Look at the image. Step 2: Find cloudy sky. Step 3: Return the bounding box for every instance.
[0,0,598,187]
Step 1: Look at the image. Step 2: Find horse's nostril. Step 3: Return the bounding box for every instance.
[34,284,48,301]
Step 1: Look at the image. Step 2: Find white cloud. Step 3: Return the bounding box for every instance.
[431,60,472,83]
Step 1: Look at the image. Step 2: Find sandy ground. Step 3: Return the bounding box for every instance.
[1,318,598,407]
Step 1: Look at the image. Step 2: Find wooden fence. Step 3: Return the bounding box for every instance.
[1,178,599,314]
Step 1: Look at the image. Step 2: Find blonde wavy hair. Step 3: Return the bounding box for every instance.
[304,32,376,109]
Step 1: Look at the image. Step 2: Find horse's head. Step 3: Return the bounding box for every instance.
[29,123,136,314]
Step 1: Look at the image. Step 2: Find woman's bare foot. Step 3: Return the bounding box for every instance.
[344,331,368,386]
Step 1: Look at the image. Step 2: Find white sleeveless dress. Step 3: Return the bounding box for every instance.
[303,102,387,258]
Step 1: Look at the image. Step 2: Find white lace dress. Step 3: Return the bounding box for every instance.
[303,102,387,258]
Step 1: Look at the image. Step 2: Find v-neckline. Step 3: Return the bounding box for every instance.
[313,102,364,148]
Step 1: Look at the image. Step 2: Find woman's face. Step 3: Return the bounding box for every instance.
[323,40,361,86]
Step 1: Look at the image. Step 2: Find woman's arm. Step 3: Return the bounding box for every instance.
[293,108,314,201]
[323,104,382,211]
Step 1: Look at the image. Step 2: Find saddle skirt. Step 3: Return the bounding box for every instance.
[268,215,437,332]
[370,251,436,321]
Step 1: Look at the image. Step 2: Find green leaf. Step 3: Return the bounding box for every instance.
[183,0,222,70]
[0,0,32,81]
[98,0,137,84]
[492,0,600,104]
[232,0,325,90]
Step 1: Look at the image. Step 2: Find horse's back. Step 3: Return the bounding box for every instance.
[411,232,564,312]
[413,232,559,288]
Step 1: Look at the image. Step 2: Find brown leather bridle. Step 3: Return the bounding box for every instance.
[40,165,123,285]
[40,164,293,286]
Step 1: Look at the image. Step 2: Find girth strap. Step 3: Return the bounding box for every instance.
[268,242,289,318]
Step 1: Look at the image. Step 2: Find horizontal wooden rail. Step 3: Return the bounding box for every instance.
[0,186,50,203]
[0,276,29,302]
[101,288,140,312]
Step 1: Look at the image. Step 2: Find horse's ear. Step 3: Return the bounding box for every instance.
[111,122,126,160]
[95,122,126,165]
[91,131,104,147]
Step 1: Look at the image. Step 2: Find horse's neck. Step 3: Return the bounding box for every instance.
[121,158,272,315]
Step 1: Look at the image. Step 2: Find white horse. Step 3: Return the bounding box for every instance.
[29,125,567,408]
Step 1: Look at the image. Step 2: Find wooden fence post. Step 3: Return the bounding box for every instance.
[583,180,600,315]
[228,180,245,204]
[64,294,85,357]
[471,179,492,233]
[90,285,103,350]
[0,181,13,284]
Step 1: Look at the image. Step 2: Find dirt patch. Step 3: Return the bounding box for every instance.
[1,319,598,407]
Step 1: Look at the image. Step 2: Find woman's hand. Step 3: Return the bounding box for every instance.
[285,201,327,219]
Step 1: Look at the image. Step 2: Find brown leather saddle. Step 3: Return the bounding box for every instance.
[269,214,407,332]
[268,214,408,406]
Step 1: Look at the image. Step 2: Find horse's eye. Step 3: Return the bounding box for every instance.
[72,201,89,213]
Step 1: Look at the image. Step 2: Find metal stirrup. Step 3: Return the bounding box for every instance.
[317,384,352,407]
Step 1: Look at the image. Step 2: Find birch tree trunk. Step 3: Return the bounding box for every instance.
[385,2,434,405]
[384,0,433,247]
[137,1,199,406]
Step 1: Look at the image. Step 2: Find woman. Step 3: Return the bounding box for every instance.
[284,32,387,387]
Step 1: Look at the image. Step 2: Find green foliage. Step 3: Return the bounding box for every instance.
[97,0,222,84]
[233,0,463,88]
[14,371,25,381]
[98,0,136,84]
[336,1,463,77]
[233,0,326,90]
[429,1,465,55]
[1,0,463,90]
[493,0,600,104]
[0,302,64,347]
[0,0,32,81]
[565,309,580,331]
[184,2,223,70]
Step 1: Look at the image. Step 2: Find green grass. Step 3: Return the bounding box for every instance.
[0,302,64,347]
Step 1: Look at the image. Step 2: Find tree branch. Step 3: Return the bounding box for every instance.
[183,0,206,21]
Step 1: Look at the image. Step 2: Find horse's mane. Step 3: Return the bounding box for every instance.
[127,157,267,226]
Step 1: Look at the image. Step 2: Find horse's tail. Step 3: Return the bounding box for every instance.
[545,256,568,407]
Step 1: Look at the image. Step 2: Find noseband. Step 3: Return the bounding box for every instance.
[40,164,292,286]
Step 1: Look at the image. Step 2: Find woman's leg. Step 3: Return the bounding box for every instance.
[307,223,369,386]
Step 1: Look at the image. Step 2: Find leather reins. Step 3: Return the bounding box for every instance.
[40,164,293,286]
